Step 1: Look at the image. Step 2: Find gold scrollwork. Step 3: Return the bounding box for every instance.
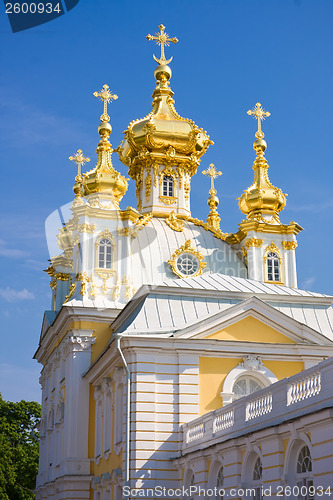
[159,195,177,205]
[165,211,184,232]
[244,238,263,249]
[145,167,152,202]
[282,241,298,250]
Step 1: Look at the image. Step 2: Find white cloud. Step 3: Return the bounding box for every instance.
[0,239,28,258]
[0,287,35,302]
[300,277,316,290]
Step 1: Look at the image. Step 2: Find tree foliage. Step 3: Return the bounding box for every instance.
[0,394,41,500]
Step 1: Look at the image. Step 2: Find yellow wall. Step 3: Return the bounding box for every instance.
[69,320,112,363]
[205,316,296,344]
[88,368,123,478]
[199,356,304,414]
[199,357,242,414]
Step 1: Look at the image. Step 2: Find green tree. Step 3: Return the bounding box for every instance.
[0,394,41,500]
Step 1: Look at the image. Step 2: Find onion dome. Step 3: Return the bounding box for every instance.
[118,25,213,181]
[238,103,287,222]
[79,85,128,207]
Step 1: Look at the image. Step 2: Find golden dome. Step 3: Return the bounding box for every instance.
[238,104,287,222]
[78,85,128,206]
[118,26,213,181]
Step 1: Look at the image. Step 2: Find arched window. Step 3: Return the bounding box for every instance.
[266,252,280,282]
[163,175,174,197]
[252,457,263,500]
[216,466,224,500]
[232,376,265,400]
[98,239,113,269]
[296,446,313,499]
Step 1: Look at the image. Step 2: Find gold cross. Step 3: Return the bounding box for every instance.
[202,164,222,191]
[247,102,271,139]
[69,149,90,179]
[93,84,118,122]
[146,24,178,65]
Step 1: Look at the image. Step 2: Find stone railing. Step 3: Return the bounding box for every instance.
[182,358,333,454]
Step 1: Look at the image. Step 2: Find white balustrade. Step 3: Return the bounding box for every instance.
[186,422,205,443]
[213,409,234,433]
[182,359,332,452]
[287,372,321,405]
[246,392,272,421]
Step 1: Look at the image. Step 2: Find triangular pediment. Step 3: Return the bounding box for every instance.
[173,296,332,346]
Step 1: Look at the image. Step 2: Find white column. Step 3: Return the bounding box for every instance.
[62,330,95,476]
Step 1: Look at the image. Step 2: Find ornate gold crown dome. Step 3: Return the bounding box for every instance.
[118,25,213,180]
[71,85,128,207]
[238,103,287,221]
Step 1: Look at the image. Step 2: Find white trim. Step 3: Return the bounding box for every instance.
[220,356,278,405]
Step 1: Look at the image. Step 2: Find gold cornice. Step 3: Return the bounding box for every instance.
[228,220,303,245]
[70,204,140,222]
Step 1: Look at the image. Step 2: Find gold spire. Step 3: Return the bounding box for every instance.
[202,164,222,230]
[247,102,271,140]
[69,149,90,202]
[118,25,213,215]
[93,84,118,122]
[238,102,286,222]
[75,84,127,205]
[69,149,90,179]
[146,24,178,65]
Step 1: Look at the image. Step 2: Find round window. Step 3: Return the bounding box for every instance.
[176,252,200,277]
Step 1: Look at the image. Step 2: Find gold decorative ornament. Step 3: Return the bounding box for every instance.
[69,149,90,201]
[165,211,185,232]
[117,227,131,236]
[132,212,153,236]
[186,216,228,241]
[247,102,271,140]
[64,283,76,304]
[168,240,206,278]
[145,167,152,202]
[282,240,298,250]
[202,164,222,230]
[238,102,287,222]
[77,223,96,233]
[146,24,178,65]
[244,238,263,249]
[93,84,118,123]
[76,272,91,296]
[159,195,177,205]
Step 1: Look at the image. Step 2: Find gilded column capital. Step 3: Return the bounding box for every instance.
[244,238,263,249]
[282,241,298,250]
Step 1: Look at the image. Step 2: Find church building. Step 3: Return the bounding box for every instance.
[34,25,333,500]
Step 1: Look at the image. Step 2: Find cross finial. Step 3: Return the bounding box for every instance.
[146,24,178,65]
[69,149,90,180]
[93,84,118,122]
[202,164,222,192]
[247,102,271,139]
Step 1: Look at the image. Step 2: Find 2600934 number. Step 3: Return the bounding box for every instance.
[5,3,61,14]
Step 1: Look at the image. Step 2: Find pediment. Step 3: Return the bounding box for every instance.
[173,296,332,346]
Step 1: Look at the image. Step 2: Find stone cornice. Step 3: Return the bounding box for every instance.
[34,305,118,365]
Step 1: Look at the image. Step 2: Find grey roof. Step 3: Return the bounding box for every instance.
[116,273,333,340]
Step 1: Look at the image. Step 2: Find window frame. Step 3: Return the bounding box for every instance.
[264,242,283,284]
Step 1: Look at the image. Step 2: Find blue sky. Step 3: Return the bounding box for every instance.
[0,0,332,402]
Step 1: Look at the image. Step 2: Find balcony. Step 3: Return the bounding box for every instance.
[182,357,333,455]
